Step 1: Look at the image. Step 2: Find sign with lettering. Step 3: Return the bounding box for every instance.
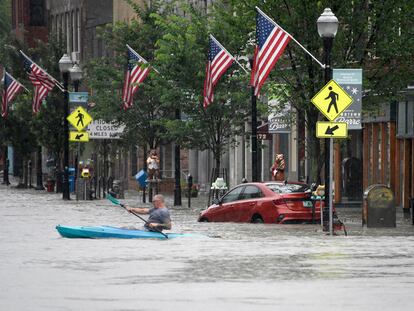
[268,100,291,134]
[69,92,89,104]
[333,69,362,129]
[86,120,125,139]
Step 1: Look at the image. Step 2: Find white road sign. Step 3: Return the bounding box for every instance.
[86,120,125,139]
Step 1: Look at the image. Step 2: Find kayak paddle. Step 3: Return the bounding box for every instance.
[106,194,168,239]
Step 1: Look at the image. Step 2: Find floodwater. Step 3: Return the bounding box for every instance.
[1,186,414,311]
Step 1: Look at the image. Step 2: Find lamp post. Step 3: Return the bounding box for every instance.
[59,54,72,200]
[174,108,182,206]
[69,63,83,199]
[317,8,338,235]
[1,76,10,186]
[249,57,258,182]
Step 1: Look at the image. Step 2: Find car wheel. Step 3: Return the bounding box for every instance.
[199,217,209,222]
[251,215,264,223]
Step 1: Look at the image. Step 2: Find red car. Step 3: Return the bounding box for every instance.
[198,181,323,224]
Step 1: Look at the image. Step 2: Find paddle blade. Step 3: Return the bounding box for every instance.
[106,193,121,206]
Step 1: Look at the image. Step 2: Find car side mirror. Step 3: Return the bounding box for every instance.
[212,198,220,205]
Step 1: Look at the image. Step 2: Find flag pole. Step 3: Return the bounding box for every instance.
[19,50,65,91]
[210,34,249,74]
[255,7,325,69]
[126,44,160,74]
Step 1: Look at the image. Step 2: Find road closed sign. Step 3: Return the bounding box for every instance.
[86,120,125,139]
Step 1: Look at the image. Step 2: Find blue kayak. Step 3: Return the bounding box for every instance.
[56,225,195,239]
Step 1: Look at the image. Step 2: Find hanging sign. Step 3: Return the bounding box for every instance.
[332,69,362,129]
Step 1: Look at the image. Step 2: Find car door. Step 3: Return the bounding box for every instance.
[214,186,245,221]
[233,185,263,222]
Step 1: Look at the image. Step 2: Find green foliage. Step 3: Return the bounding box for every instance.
[86,0,171,149]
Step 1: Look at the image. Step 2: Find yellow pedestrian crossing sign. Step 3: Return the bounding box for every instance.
[69,131,90,142]
[67,106,92,131]
[316,122,348,139]
[311,80,353,121]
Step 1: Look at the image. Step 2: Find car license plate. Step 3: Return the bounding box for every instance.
[302,200,313,208]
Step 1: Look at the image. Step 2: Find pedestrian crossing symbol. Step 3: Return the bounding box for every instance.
[67,106,92,131]
[311,79,353,121]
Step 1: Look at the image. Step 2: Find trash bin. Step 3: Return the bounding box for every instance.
[135,170,148,188]
[363,184,396,228]
[68,168,75,193]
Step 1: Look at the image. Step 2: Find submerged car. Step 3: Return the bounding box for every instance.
[198,181,323,224]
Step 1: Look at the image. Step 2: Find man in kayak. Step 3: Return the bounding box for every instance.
[125,194,172,231]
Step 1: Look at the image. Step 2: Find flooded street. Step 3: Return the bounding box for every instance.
[1,186,414,310]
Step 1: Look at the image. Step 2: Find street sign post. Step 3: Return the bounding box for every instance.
[312,79,353,236]
[316,121,348,138]
[69,131,89,142]
[67,106,93,131]
[311,79,353,121]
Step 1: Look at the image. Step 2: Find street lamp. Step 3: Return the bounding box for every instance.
[69,63,83,91]
[174,108,182,206]
[59,54,72,200]
[69,63,83,199]
[317,8,338,235]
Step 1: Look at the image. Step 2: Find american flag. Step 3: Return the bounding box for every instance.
[122,45,151,110]
[2,71,24,118]
[250,8,291,96]
[22,54,56,114]
[203,35,234,108]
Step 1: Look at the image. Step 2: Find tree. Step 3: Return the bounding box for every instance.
[86,0,172,160]
[210,0,414,182]
[153,1,251,172]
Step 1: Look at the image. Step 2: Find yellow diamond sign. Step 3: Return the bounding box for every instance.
[67,106,92,131]
[316,122,348,139]
[69,131,89,142]
[311,80,353,121]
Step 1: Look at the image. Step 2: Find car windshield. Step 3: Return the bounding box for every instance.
[265,183,310,194]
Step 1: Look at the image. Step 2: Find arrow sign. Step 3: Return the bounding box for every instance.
[69,131,89,142]
[311,80,353,121]
[316,122,348,139]
[325,125,339,135]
